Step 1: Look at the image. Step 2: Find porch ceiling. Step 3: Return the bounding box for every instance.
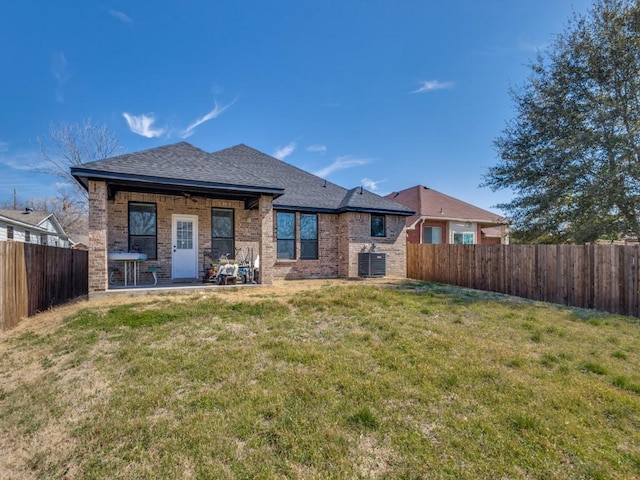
[105,179,268,209]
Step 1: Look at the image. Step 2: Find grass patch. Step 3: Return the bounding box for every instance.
[578,361,609,375]
[2,281,640,479]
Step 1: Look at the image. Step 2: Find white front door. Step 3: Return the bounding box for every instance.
[172,214,198,279]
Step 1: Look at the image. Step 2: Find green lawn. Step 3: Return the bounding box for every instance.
[2,281,640,479]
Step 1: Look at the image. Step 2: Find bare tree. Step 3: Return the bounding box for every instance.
[34,119,123,236]
[38,119,122,200]
[28,190,89,237]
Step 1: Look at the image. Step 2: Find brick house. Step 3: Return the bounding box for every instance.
[385,185,508,245]
[71,142,413,293]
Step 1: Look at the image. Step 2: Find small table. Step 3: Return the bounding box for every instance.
[108,252,148,287]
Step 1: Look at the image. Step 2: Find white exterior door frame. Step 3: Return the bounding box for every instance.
[171,214,199,279]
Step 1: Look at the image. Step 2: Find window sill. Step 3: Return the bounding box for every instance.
[275,258,319,265]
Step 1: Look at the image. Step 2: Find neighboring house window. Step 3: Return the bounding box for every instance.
[129,202,157,260]
[41,234,48,245]
[371,214,386,237]
[453,232,474,244]
[211,208,234,260]
[25,230,31,242]
[7,226,13,240]
[276,212,296,259]
[300,214,318,260]
[424,226,442,244]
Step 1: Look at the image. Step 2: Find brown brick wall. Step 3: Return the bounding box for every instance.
[91,183,407,287]
[336,212,407,278]
[88,180,108,293]
[107,190,260,282]
[272,213,340,279]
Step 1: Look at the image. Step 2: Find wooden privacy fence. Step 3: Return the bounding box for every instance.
[0,242,88,331]
[407,243,640,317]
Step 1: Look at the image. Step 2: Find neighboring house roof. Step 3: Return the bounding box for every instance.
[385,185,507,228]
[70,234,90,247]
[481,226,503,237]
[0,209,68,238]
[71,142,413,216]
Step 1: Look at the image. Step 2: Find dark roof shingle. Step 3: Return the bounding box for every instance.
[72,142,412,215]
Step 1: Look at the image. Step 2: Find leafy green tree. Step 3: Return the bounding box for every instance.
[484,0,640,243]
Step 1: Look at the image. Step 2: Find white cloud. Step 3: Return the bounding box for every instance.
[360,177,386,193]
[181,101,234,139]
[122,113,166,138]
[273,141,297,160]
[109,9,133,24]
[313,155,369,178]
[52,52,71,103]
[411,80,454,94]
[306,144,327,154]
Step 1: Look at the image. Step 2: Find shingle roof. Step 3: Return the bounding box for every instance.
[212,144,413,214]
[386,185,507,227]
[71,142,283,193]
[72,142,412,215]
[0,209,52,228]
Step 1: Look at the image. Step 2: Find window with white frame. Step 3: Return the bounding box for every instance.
[7,226,14,240]
[423,226,442,244]
[453,232,474,244]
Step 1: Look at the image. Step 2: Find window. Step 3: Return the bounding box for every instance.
[371,214,386,237]
[129,202,157,259]
[453,232,474,244]
[424,226,442,244]
[211,208,234,260]
[7,226,13,240]
[25,230,30,242]
[276,212,296,259]
[300,214,318,259]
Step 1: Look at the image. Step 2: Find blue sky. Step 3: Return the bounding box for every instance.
[0,1,592,213]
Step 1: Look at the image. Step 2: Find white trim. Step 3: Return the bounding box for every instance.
[171,214,199,279]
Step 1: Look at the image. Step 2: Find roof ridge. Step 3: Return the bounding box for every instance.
[211,144,348,192]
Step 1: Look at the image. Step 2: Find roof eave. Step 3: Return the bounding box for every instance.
[407,215,508,229]
[338,206,415,216]
[0,215,52,234]
[70,168,285,197]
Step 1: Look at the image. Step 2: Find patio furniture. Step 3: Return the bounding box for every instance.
[108,252,148,287]
[147,266,158,286]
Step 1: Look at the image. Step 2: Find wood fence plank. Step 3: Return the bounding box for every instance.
[407,243,640,318]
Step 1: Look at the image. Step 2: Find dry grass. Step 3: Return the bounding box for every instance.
[1,279,640,479]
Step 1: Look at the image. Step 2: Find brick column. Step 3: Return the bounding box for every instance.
[258,195,274,285]
[88,180,108,293]
[338,213,351,278]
